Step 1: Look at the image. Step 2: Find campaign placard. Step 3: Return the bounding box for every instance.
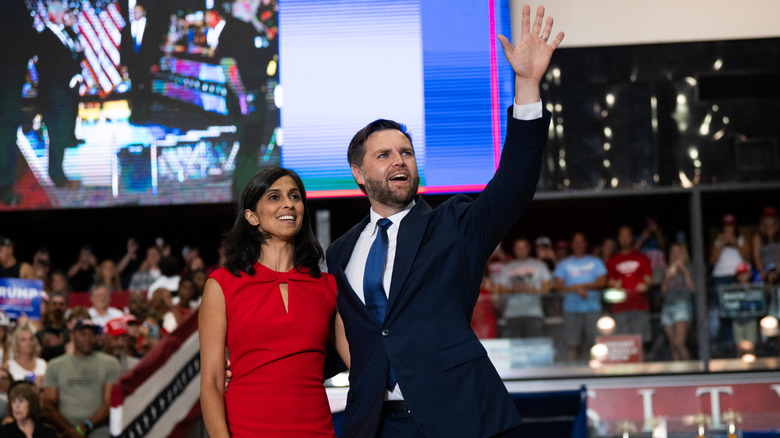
[0,278,43,320]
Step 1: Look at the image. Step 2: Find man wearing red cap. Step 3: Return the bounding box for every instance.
[103,317,140,374]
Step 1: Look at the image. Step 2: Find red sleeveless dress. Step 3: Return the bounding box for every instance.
[209,263,338,437]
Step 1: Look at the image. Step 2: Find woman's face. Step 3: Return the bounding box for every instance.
[0,371,10,393]
[16,331,35,357]
[245,175,304,242]
[669,245,683,264]
[11,397,30,422]
[101,261,116,280]
[51,273,67,292]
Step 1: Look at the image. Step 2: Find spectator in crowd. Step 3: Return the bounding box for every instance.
[95,259,122,292]
[471,274,498,339]
[32,247,53,292]
[87,284,125,329]
[0,381,58,438]
[117,238,141,290]
[752,206,780,282]
[49,270,70,295]
[125,290,149,324]
[206,243,227,274]
[496,238,551,338]
[146,256,181,300]
[191,268,208,296]
[153,236,172,259]
[67,245,97,292]
[486,242,510,284]
[137,314,161,355]
[555,239,570,261]
[0,312,14,367]
[35,292,69,361]
[554,232,607,362]
[708,213,750,349]
[0,236,34,279]
[0,367,11,419]
[63,307,91,355]
[731,262,759,357]
[660,243,694,361]
[607,226,653,344]
[535,235,556,271]
[7,325,47,389]
[102,318,139,374]
[599,237,618,265]
[122,315,142,358]
[711,214,750,287]
[128,245,161,293]
[42,319,120,438]
[149,287,182,335]
[176,276,199,318]
[180,245,203,277]
[635,217,668,286]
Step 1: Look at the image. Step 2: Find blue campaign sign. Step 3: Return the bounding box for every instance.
[0,278,43,320]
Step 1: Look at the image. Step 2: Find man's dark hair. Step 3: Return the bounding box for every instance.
[347,119,413,193]
[222,167,324,278]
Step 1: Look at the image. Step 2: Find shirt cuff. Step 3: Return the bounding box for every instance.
[512,100,543,120]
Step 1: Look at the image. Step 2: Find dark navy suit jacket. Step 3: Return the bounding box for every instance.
[325,107,550,438]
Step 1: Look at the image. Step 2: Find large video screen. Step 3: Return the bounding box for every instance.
[1,0,516,210]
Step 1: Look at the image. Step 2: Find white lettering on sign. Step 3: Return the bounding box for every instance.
[0,285,39,300]
[695,386,733,429]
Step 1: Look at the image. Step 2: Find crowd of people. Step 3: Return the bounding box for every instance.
[474,206,780,363]
[0,232,214,436]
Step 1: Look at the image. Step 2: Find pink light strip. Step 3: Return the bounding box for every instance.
[488,0,501,170]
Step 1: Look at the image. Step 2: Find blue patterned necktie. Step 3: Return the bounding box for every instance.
[363,218,397,390]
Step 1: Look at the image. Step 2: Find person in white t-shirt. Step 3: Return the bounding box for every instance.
[87,284,124,329]
[7,325,47,389]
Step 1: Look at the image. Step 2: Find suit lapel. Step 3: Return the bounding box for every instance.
[386,197,432,317]
[334,216,380,326]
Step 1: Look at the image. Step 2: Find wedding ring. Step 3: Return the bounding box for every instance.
[540,36,548,41]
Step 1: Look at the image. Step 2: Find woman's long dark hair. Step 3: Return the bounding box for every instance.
[222,167,324,278]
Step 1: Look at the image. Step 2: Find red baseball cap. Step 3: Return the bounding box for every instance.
[104,317,128,337]
[721,214,736,225]
[735,262,751,275]
[762,206,778,218]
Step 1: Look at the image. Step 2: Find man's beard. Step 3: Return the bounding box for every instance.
[363,173,419,211]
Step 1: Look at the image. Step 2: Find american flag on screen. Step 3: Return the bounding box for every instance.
[31,0,127,97]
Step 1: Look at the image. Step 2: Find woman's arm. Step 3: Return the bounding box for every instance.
[199,278,230,438]
[332,311,350,369]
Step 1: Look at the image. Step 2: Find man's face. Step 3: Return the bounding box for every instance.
[618,227,634,250]
[133,5,145,20]
[0,245,11,264]
[49,296,67,319]
[352,129,419,213]
[111,335,128,358]
[571,233,588,256]
[91,286,110,310]
[72,328,95,355]
[513,240,530,260]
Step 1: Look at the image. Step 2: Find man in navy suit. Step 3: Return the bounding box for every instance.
[325,5,564,438]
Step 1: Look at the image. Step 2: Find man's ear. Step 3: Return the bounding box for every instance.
[351,164,365,187]
[244,209,259,226]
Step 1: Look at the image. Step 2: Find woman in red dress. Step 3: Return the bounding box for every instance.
[200,167,349,437]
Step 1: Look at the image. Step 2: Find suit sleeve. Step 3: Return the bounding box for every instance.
[457,106,551,265]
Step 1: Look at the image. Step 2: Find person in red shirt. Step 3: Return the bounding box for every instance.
[607,225,653,343]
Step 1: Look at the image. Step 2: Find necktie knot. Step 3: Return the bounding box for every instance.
[376,218,392,233]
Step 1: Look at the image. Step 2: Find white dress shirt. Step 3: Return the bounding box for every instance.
[343,99,542,401]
